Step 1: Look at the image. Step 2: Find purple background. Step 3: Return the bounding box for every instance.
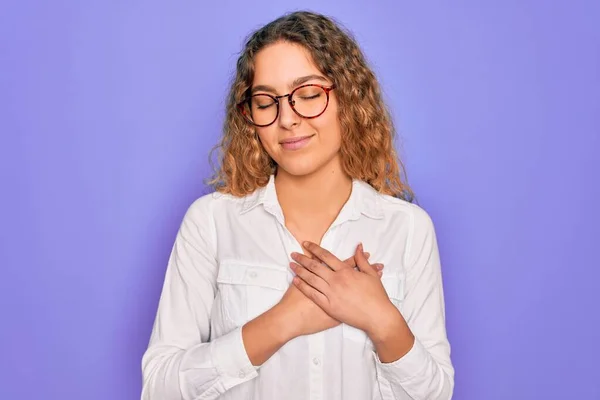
[1,1,599,399]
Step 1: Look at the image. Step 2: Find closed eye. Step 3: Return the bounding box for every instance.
[299,93,321,100]
[256,103,275,110]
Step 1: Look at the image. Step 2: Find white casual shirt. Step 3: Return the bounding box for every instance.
[141,174,454,400]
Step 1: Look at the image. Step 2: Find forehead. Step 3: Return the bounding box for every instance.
[253,42,321,87]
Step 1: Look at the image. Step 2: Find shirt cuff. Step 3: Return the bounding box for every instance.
[373,336,429,383]
[210,327,259,389]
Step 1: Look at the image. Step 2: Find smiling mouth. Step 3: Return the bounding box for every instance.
[279,135,314,144]
[279,134,315,150]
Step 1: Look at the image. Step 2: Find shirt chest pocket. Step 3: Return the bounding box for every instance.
[342,273,405,347]
[216,261,289,327]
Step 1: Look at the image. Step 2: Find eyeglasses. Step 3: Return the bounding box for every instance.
[237,84,336,127]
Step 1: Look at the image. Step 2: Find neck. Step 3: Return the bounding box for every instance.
[274,157,353,221]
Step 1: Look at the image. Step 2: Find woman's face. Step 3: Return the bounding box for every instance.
[251,41,343,178]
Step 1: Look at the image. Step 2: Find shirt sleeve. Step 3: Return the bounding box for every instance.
[141,195,258,400]
[374,205,455,400]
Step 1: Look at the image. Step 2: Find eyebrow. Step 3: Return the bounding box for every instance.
[251,74,329,94]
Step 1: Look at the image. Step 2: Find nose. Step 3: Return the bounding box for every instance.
[278,96,301,129]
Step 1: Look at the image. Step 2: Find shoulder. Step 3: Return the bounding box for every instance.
[377,192,435,233]
[376,193,440,268]
[184,189,252,221]
[176,190,254,249]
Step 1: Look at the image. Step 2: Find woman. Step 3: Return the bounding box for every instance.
[142,11,454,400]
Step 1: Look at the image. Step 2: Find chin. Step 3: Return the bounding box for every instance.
[277,163,319,177]
[276,157,324,177]
[274,149,342,178]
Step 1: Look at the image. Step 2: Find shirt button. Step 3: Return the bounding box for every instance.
[312,357,320,366]
[248,271,258,278]
[239,370,246,378]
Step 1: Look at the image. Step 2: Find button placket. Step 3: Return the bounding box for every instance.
[308,333,324,400]
[306,227,340,400]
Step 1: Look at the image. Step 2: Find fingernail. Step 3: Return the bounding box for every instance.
[378,271,383,277]
[376,264,384,270]
[358,242,363,252]
[365,252,371,259]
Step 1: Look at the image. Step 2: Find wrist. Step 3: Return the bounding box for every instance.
[367,305,415,363]
[268,303,298,343]
[366,303,406,344]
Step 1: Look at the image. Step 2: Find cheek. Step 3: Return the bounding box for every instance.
[256,128,279,154]
[323,100,341,137]
[315,113,342,146]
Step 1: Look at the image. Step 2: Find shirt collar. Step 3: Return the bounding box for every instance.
[240,174,384,222]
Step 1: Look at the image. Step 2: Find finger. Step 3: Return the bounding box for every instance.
[291,252,334,281]
[355,243,377,277]
[372,263,384,279]
[302,247,316,259]
[293,276,329,309]
[371,263,384,272]
[290,262,330,295]
[371,263,384,271]
[342,252,370,268]
[303,242,345,271]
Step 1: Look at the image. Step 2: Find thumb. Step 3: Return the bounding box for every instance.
[355,243,377,277]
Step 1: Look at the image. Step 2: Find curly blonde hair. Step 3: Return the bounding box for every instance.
[207,11,413,201]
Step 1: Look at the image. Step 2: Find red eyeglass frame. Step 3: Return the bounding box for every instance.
[236,83,336,127]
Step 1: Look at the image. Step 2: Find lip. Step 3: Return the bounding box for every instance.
[279,134,314,150]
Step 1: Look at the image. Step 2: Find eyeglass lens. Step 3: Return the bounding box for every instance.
[243,85,329,126]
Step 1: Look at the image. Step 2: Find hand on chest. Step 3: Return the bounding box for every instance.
[211,223,406,344]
